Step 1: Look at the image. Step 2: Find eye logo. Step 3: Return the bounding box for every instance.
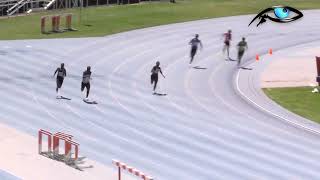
[249,6,303,27]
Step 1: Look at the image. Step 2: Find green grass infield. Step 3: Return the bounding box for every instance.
[263,87,320,123]
[1,0,320,39]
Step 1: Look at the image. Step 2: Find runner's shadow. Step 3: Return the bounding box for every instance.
[240,67,253,70]
[153,93,167,96]
[228,58,237,61]
[72,156,94,171]
[193,66,207,70]
[56,96,71,100]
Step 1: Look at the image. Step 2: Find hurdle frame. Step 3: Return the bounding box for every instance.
[38,129,52,156]
[41,13,77,34]
[112,159,154,180]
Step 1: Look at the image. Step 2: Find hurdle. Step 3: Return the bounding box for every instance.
[52,132,73,157]
[52,15,61,32]
[53,132,80,165]
[38,129,52,156]
[38,129,80,166]
[112,159,154,180]
[41,13,76,34]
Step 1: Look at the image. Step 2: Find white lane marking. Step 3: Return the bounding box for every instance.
[28,82,68,127]
[208,64,320,156]
[133,55,162,114]
[236,62,320,136]
[16,19,258,122]
[6,50,68,127]
[184,52,222,114]
[182,54,289,179]
[108,49,151,117]
[97,58,246,179]
[66,20,215,66]
[132,39,199,116]
[162,39,221,114]
[77,27,205,116]
[185,54,320,175]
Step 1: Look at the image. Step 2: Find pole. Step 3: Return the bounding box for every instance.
[118,166,121,180]
[79,0,82,24]
[38,131,42,154]
[316,57,320,86]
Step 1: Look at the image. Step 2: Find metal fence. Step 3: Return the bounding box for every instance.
[0,0,164,16]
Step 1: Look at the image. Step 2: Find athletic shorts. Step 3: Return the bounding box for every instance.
[56,78,64,88]
[224,41,230,46]
[238,50,245,58]
[81,82,90,91]
[151,74,158,84]
[191,47,197,57]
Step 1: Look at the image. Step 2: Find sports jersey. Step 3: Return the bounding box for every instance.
[238,41,247,52]
[224,32,232,42]
[56,68,66,78]
[82,70,91,84]
[189,38,201,49]
[151,66,162,75]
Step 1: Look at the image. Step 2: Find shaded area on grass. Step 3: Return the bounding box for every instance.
[1,0,320,40]
[263,87,320,123]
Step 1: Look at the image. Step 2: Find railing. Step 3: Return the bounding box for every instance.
[7,0,30,15]
[1,0,51,16]
[44,0,55,10]
[1,0,166,16]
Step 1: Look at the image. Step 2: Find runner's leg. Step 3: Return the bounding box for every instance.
[153,76,158,91]
[81,82,85,92]
[190,48,196,64]
[86,83,91,98]
[56,79,59,93]
[226,44,230,59]
[238,51,244,67]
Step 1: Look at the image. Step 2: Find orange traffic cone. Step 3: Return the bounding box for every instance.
[256,54,259,61]
[269,48,273,55]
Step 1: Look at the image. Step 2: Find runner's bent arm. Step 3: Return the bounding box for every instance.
[237,42,241,50]
[53,68,58,77]
[159,68,165,78]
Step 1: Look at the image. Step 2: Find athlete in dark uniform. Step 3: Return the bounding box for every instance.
[81,66,92,100]
[53,63,67,97]
[151,61,165,93]
[189,34,203,65]
[237,37,248,67]
[223,30,232,60]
